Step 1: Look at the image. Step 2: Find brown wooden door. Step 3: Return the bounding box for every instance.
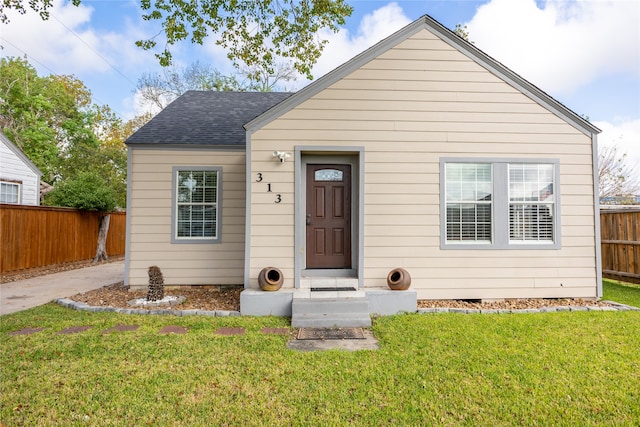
[306,165,351,269]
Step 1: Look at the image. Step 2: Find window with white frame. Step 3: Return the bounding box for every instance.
[0,181,21,204]
[441,159,559,249]
[173,168,221,242]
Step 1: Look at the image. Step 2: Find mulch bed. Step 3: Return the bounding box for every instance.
[70,282,242,312]
[417,298,612,310]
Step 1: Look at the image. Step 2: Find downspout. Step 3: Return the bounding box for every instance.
[243,130,253,289]
[124,146,133,287]
[592,133,603,297]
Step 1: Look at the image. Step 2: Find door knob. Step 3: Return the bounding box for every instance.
[306,214,311,225]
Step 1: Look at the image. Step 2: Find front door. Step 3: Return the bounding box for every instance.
[306,164,351,269]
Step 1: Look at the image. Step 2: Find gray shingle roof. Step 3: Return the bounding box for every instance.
[125,91,293,146]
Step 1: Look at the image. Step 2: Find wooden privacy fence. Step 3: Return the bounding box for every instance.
[600,209,640,284]
[1,204,126,274]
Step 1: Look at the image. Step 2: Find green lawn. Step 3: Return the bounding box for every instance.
[1,283,639,426]
[603,278,640,307]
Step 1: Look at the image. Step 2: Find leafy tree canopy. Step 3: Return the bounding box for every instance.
[1,0,353,79]
[0,57,145,209]
[0,57,91,181]
[45,171,117,212]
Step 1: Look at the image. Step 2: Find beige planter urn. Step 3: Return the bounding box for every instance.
[387,268,411,290]
[258,267,284,291]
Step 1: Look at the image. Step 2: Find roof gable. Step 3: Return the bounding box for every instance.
[246,15,599,137]
[126,91,293,147]
[0,131,43,177]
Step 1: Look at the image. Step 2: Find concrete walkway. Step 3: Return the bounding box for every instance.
[0,261,124,316]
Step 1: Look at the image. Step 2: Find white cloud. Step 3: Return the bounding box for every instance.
[2,1,107,73]
[1,1,152,77]
[465,0,640,95]
[299,2,412,86]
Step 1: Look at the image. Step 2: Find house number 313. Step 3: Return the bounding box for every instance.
[256,173,282,203]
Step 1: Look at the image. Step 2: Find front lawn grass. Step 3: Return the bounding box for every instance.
[2,300,639,426]
[603,278,640,307]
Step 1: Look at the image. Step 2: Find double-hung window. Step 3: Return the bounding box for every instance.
[0,181,21,204]
[172,167,221,243]
[441,159,559,249]
[445,163,492,243]
[508,163,555,243]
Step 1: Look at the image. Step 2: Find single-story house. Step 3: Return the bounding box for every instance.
[125,15,602,326]
[0,131,43,205]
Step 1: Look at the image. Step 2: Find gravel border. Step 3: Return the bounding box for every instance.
[56,298,639,316]
[56,298,240,317]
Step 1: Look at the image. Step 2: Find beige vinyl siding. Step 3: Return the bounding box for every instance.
[248,28,597,299]
[127,149,246,288]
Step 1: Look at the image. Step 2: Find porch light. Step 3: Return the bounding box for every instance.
[273,151,292,163]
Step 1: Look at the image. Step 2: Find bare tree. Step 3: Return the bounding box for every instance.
[599,143,640,203]
[136,61,245,110]
[240,61,297,92]
[136,61,297,112]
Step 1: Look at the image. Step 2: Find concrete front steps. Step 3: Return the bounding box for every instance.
[291,291,371,327]
[240,277,417,327]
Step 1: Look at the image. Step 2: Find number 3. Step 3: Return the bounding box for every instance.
[256,173,263,182]
[275,194,282,203]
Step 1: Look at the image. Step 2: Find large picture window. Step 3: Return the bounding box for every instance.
[441,159,559,249]
[172,167,221,243]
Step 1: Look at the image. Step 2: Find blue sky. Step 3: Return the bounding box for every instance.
[2,0,639,167]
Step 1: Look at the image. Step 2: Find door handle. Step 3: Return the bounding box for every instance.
[306,214,311,225]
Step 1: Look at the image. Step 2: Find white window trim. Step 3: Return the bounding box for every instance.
[171,166,222,244]
[440,158,561,250]
[0,181,21,204]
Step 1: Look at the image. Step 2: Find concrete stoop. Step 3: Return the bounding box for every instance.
[240,284,418,327]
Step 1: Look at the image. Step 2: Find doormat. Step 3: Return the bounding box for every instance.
[297,327,365,340]
[310,287,357,292]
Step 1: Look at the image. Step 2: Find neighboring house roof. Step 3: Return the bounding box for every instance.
[125,91,293,147]
[246,15,600,137]
[0,131,43,178]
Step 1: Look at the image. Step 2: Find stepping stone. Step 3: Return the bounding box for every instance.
[9,327,44,336]
[102,325,140,334]
[215,327,245,336]
[159,325,188,334]
[57,326,92,335]
[260,328,290,335]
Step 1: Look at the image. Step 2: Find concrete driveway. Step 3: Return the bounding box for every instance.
[0,261,124,316]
